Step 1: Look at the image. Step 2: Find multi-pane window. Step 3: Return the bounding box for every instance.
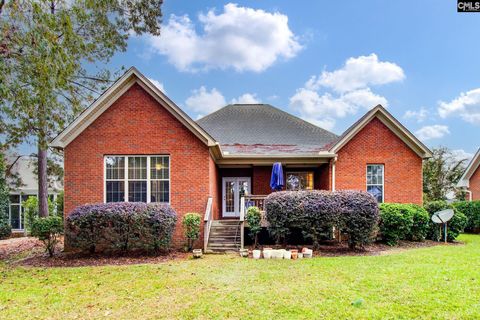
[105,155,170,203]
[367,164,384,203]
[286,172,314,191]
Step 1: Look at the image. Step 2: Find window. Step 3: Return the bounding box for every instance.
[286,172,314,191]
[8,194,55,231]
[367,164,384,203]
[105,155,170,203]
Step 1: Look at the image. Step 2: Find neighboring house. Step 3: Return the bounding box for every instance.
[6,155,62,233]
[51,67,432,249]
[457,148,480,201]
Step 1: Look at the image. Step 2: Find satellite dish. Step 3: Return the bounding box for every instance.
[431,209,454,224]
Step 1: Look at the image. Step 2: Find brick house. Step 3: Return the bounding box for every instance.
[457,148,480,201]
[51,67,432,250]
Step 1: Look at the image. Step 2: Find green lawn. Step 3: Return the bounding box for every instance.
[2,235,480,319]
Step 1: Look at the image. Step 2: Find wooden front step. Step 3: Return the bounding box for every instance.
[207,220,241,252]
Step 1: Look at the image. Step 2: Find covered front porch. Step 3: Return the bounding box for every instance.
[204,157,334,252]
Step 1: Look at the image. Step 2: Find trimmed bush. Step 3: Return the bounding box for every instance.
[22,196,56,235]
[66,202,177,254]
[246,206,262,248]
[452,201,480,232]
[424,200,467,242]
[31,216,63,257]
[379,203,429,245]
[0,223,11,240]
[182,213,201,251]
[265,190,379,249]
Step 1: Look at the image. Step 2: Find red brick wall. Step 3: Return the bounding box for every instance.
[470,167,480,201]
[64,83,211,248]
[316,163,331,190]
[335,117,423,204]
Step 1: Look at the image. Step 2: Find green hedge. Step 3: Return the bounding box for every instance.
[379,203,430,245]
[452,201,480,232]
[424,201,467,241]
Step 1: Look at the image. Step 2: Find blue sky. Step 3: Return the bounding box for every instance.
[20,1,480,159]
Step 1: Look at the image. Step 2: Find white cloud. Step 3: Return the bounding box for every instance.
[146,3,302,72]
[404,107,428,123]
[147,78,165,93]
[415,125,450,141]
[306,54,405,93]
[185,86,226,114]
[230,93,260,104]
[289,54,401,130]
[290,87,388,129]
[438,88,480,124]
[451,149,474,164]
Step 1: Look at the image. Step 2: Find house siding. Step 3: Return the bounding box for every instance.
[64,83,211,248]
[335,117,423,204]
[470,167,480,201]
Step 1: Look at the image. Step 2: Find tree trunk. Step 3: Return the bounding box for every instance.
[38,144,49,217]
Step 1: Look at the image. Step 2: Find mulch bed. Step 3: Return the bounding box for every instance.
[0,237,462,268]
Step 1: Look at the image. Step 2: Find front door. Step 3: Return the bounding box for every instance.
[222,177,251,218]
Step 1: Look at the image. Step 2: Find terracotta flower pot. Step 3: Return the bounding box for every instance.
[290,249,298,260]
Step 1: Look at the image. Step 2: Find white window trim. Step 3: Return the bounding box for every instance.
[366,164,385,203]
[104,155,170,204]
[8,192,58,232]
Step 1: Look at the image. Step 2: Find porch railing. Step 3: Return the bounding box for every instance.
[203,197,213,252]
[240,194,268,249]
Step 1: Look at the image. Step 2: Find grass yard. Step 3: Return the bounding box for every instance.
[1,235,480,319]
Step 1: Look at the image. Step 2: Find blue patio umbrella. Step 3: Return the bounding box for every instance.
[270,162,284,191]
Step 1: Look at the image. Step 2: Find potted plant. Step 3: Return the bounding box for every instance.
[290,249,298,259]
[283,250,292,259]
[252,249,261,259]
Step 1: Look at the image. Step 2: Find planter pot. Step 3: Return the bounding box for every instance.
[272,250,283,259]
[239,249,249,258]
[252,250,261,259]
[290,249,298,260]
[303,249,313,258]
[192,249,203,259]
[283,250,292,259]
[263,249,272,259]
[297,252,303,259]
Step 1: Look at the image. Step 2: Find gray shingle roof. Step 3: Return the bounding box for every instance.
[196,104,339,155]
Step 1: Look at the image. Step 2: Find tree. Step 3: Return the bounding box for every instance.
[0,0,163,217]
[423,147,468,202]
[0,152,11,239]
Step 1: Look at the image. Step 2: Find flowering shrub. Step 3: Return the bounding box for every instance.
[265,190,379,249]
[65,202,177,253]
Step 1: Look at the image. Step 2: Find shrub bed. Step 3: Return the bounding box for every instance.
[379,203,429,245]
[265,190,379,249]
[452,201,480,232]
[66,202,177,254]
[424,200,467,242]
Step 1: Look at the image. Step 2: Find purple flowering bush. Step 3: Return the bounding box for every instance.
[265,190,379,249]
[65,202,177,254]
